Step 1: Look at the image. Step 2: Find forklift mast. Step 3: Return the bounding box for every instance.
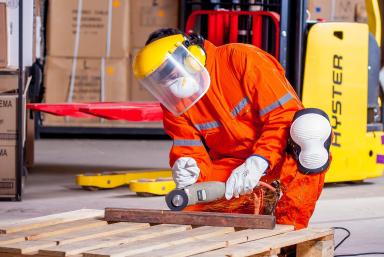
[179,0,308,97]
[180,0,384,183]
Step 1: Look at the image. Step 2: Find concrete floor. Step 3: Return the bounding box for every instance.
[0,139,384,256]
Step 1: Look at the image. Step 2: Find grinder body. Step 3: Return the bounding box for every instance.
[165,182,226,211]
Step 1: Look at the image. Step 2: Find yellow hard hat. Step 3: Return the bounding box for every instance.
[133,34,206,79]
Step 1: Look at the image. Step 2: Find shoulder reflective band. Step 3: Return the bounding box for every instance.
[173,139,203,146]
[231,97,249,117]
[194,120,221,131]
[259,92,293,116]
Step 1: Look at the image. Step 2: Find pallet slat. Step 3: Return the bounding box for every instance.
[83,226,234,257]
[126,225,294,257]
[0,239,56,254]
[38,224,191,257]
[193,228,333,257]
[0,209,103,234]
[204,225,294,246]
[0,218,106,246]
[105,208,275,229]
[0,222,148,255]
[48,222,148,245]
[129,239,228,257]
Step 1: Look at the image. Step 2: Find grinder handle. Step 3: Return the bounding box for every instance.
[185,181,226,205]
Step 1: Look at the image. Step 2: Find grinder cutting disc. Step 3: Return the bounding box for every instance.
[165,189,188,211]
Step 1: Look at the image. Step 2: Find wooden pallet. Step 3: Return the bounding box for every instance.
[0,209,334,257]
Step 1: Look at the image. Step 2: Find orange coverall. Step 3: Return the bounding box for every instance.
[162,41,326,229]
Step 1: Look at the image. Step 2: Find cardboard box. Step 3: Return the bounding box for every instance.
[355,0,367,23]
[308,0,331,21]
[0,0,34,68]
[308,0,356,22]
[47,0,130,58]
[0,69,18,93]
[0,144,16,196]
[0,92,26,144]
[333,0,356,21]
[129,48,156,101]
[0,3,7,68]
[43,57,130,125]
[130,0,179,48]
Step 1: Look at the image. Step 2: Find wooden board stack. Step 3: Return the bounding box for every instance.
[0,209,334,257]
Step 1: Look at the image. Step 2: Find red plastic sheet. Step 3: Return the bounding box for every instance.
[27,102,163,122]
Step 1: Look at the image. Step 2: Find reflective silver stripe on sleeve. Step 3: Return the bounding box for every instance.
[231,97,249,117]
[259,92,293,116]
[173,139,203,146]
[194,121,220,131]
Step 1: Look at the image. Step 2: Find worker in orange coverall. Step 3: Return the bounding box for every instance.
[133,28,332,229]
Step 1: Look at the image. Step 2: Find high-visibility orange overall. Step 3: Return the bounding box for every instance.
[162,41,326,229]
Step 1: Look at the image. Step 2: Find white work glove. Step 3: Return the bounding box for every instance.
[225,155,269,200]
[172,157,200,188]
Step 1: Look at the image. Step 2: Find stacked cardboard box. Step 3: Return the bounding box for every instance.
[0,71,25,197]
[308,0,367,22]
[44,57,130,125]
[44,0,130,125]
[129,0,179,101]
[44,0,179,127]
[0,0,35,68]
[0,0,32,196]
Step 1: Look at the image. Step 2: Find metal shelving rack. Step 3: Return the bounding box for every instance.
[1,0,27,201]
[15,0,24,200]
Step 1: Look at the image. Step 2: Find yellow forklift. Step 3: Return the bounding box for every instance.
[77,0,384,194]
[302,0,383,182]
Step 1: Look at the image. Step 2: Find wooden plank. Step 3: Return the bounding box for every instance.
[0,250,78,257]
[0,209,103,234]
[105,208,275,229]
[0,233,27,246]
[193,228,333,257]
[0,222,148,255]
[127,225,292,257]
[0,239,56,254]
[24,218,107,241]
[50,222,148,245]
[129,239,228,257]
[0,218,106,246]
[83,226,234,257]
[204,225,294,246]
[0,252,54,257]
[296,239,334,257]
[38,224,191,257]
[0,253,85,257]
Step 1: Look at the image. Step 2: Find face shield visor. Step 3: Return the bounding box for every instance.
[137,44,210,116]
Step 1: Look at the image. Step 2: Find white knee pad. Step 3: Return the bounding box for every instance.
[289,108,332,174]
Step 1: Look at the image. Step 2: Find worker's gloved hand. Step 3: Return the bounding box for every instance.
[225,155,269,200]
[172,157,200,188]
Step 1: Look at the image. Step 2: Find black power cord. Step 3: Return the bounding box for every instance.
[333,227,384,256]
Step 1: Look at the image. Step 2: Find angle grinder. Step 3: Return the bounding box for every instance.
[165,181,226,211]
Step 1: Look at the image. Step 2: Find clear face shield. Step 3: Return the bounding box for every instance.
[137,44,210,116]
